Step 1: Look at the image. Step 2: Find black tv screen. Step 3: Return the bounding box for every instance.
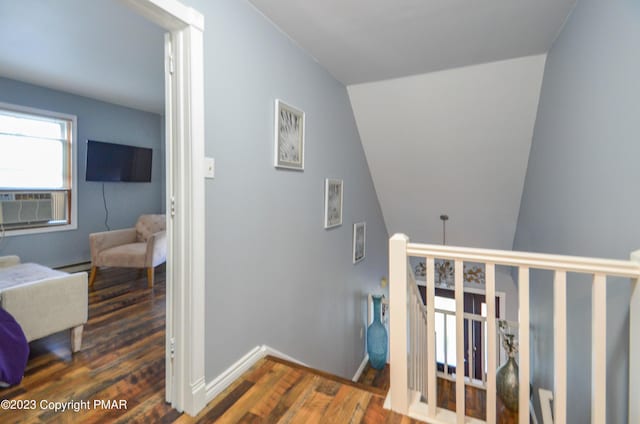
[86,140,152,182]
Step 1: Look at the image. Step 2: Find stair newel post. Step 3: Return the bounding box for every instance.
[389,233,409,414]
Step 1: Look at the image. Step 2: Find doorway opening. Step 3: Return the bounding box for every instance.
[122,0,206,415]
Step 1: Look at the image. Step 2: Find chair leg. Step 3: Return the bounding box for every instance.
[71,325,83,353]
[89,266,97,287]
[147,267,154,288]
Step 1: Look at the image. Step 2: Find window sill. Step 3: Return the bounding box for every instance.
[2,222,77,237]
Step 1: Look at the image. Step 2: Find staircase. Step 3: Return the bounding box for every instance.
[388,233,640,424]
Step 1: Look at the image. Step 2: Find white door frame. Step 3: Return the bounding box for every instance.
[120,0,206,416]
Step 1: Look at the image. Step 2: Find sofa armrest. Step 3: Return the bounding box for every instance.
[1,272,88,342]
[145,230,167,267]
[89,228,137,263]
[0,256,20,269]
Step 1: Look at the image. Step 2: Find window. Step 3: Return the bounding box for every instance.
[0,102,77,235]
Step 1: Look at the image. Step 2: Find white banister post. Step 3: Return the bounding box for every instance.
[485,263,497,424]
[630,250,640,424]
[519,267,530,424]
[454,260,465,424]
[554,270,567,424]
[389,233,409,414]
[426,257,436,418]
[592,273,607,424]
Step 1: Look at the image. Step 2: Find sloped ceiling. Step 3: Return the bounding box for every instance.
[348,55,547,249]
[248,0,575,85]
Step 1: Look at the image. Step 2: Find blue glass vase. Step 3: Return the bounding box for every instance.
[367,295,388,370]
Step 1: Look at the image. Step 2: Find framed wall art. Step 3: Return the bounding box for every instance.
[324,178,343,228]
[353,222,366,263]
[274,99,305,170]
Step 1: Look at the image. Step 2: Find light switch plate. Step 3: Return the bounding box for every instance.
[204,157,214,179]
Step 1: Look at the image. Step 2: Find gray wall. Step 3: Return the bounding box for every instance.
[180,0,388,380]
[0,77,164,267]
[513,1,640,421]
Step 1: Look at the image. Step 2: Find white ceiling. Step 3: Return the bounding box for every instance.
[248,0,576,85]
[348,55,547,250]
[0,0,165,114]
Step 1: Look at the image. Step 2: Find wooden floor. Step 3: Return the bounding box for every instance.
[357,364,518,423]
[0,266,180,424]
[0,265,516,423]
[0,266,422,424]
[185,356,422,424]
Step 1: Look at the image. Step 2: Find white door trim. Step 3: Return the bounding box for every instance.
[120,0,206,416]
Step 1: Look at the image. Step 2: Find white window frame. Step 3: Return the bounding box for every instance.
[416,280,508,369]
[0,101,78,236]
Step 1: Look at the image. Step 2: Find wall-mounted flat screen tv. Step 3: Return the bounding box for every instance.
[86,140,152,182]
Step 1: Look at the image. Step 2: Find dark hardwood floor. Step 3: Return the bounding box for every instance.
[357,363,519,423]
[0,266,180,424]
[0,267,423,423]
[1,264,516,423]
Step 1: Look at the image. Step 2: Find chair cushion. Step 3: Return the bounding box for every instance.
[97,243,147,268]
[136,214,166,242]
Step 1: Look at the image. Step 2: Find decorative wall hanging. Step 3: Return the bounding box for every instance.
[413,214,486,286]
[414,260,486,286]
[353,222,366,263]
[324,179,343,228]
[274,99,305,170]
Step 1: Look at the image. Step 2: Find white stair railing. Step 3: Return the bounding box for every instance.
[408,265,428,400]
[389,233,640,424]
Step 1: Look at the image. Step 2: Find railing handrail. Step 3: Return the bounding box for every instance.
[391,233,640,423]
[407,242,640,278]
[408,264,428,321]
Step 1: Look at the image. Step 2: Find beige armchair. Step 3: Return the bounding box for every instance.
[89,214,166,288]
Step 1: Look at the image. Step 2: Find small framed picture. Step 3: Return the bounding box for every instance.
[353,222,366,263]
[324,179,343,228]
[274,99,305,170]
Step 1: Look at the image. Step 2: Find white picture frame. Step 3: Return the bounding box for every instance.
[353,222,366,263]
[324,178,343,228]
[274,99,305,170]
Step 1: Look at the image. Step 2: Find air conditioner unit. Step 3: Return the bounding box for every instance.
[0,192,54,225]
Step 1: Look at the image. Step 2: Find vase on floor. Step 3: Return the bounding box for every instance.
[367,295,388,370]
[496,351,519,411]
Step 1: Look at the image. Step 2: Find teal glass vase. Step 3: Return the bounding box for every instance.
[367,295,388,370]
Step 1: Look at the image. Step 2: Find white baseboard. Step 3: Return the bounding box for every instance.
[205,346,262,403]
[383,393,391,409]
[352,354,369,382]
[205,345,307,403]
[185,377,207,416]
[262,345,307,367]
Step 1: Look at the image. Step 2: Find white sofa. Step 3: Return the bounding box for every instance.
[0,255,88,352]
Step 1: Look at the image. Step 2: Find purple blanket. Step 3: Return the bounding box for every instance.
[0,307,29,386]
